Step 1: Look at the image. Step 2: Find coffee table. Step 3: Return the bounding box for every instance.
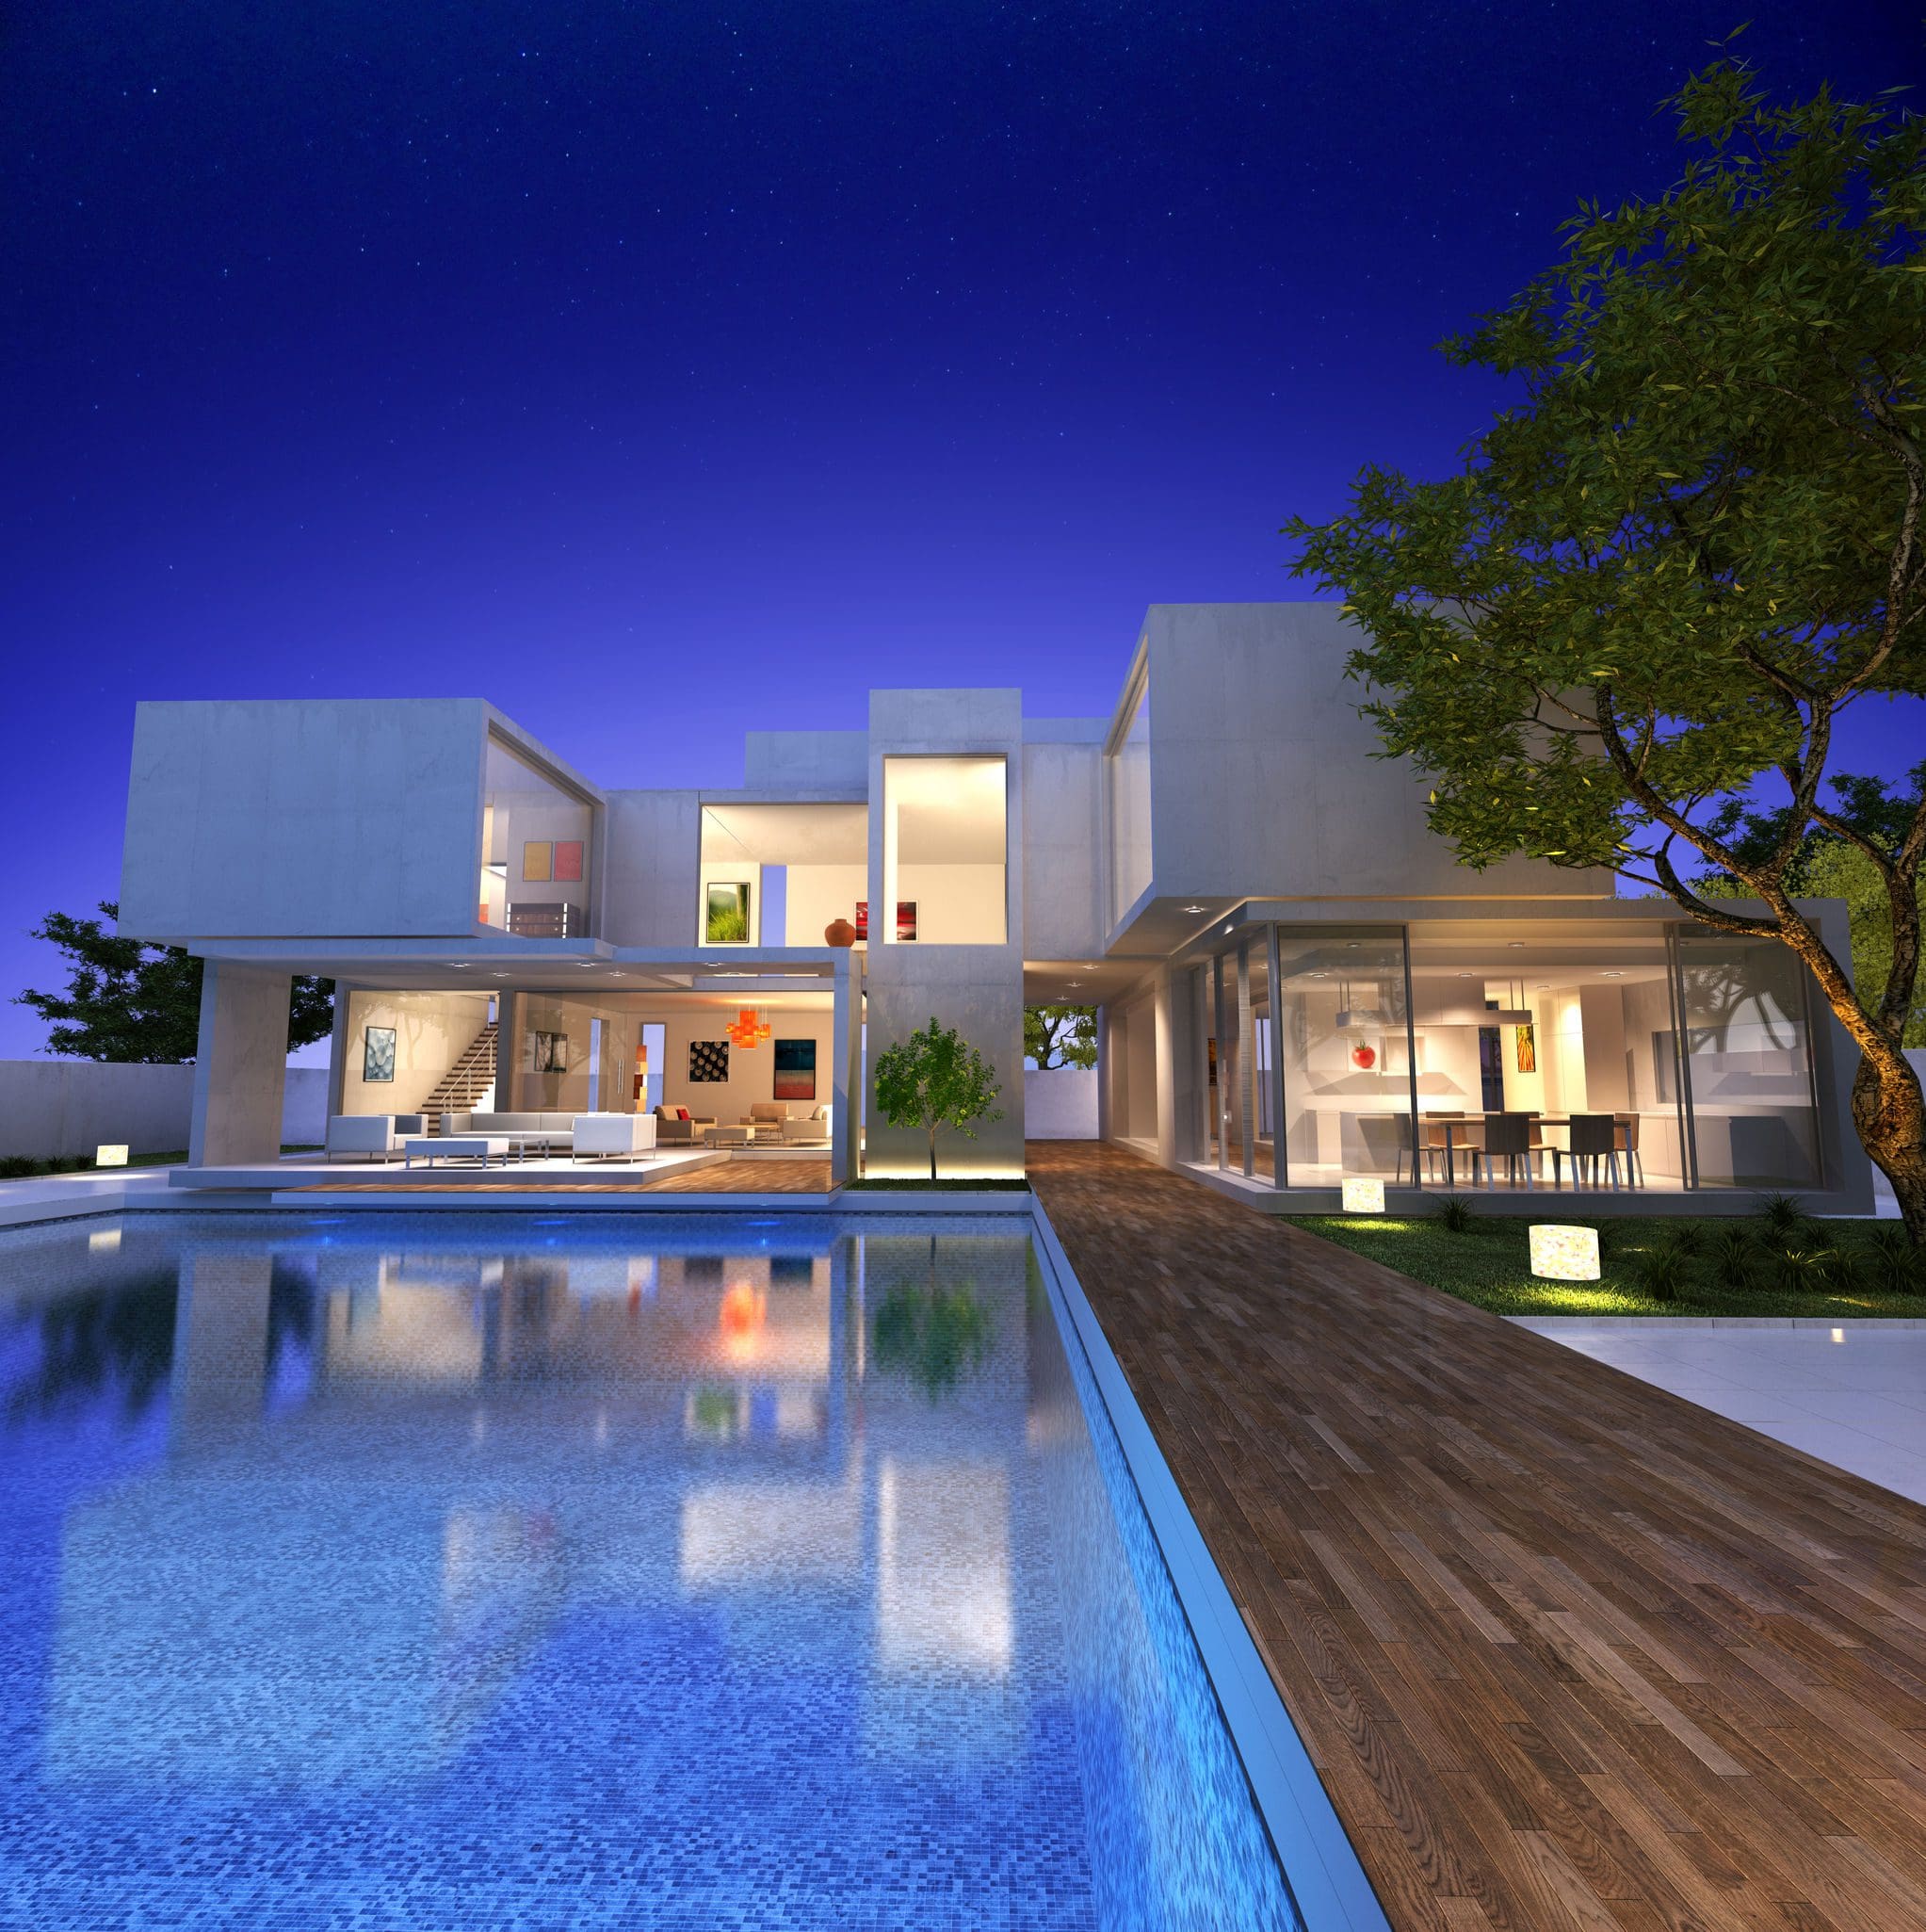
[404,1136,509,1170]
[706,1125,753,1148]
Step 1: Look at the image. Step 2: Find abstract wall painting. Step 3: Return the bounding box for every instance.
[363,1026,397,1082]
[688,1039,730,1082]
[773,1037,817,1100]
[553,839,583,882]
[532,1031,569,1074]
[705,882,751,944]
[523,841,552,882]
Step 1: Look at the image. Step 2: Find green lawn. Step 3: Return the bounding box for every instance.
[1287,1210,1925,1319]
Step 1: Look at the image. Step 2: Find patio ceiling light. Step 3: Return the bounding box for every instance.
[1182,904,1206,914]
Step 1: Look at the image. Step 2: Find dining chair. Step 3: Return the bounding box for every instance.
[1471,1112,1534,1188]
[1553,1113,1621,1189]
[1395,1113,1441,1184]
[1614,1112,1643,1187]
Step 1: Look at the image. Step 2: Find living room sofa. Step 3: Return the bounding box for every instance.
[655,1105,716,1145]
[573,1113,658,1162]
[444,1111,578,1146]
[325,1114,427,1161]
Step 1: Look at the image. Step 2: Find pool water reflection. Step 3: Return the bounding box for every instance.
[0,1213,1300,1931]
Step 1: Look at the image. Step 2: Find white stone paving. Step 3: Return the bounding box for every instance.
[1513,1318,1926,1506]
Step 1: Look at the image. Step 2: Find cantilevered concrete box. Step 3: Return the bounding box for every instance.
[120,698,495,939]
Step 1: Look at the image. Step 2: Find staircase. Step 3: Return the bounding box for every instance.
[421,1022,498,1133]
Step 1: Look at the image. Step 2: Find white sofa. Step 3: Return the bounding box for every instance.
[325,1114,426,1161]
[573,1113,658,1162]
[781,1104,833,1145]
[444,1111,577,1147]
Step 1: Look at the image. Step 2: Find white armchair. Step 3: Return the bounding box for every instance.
[573,1113,657,1163]
[781,1104,832,1145]
[325,1114,419,1162]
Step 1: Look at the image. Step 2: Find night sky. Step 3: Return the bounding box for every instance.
[3,2,1918,1057]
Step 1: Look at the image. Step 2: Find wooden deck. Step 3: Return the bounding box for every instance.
[310,1157,833,1194]
[1027,1140,1926,1932]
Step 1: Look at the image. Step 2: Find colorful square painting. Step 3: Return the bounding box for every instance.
[523,841,552,882]
[895,901,917,941]
[532,1031,569,1074]
[773,1037,817,1100]
[363,1026,396,1083]
[688,1039,730,1083]
[553,839,583,882]
[705,882,751,944]
[854,901,867,941]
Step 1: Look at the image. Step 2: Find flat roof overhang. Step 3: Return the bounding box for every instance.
[181,938,855,997]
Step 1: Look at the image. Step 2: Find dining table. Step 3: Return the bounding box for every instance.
[1424,1114,1589,1188]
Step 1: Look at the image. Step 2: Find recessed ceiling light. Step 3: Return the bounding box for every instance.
[1536,982,1549,989]
[1457,972,1473,979]
[575,961,596,967]
[1223,923,1233,934]
[1346,942,1360,950]
[1601,970,1624,979]
[1508,941,1525,949]
[1182,905,1206,914]
[492,972,510,980]
[1308,971,1328,979]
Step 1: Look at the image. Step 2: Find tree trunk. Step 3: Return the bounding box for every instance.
[1853,1047,1926,1244]
[928,1124,938,1183]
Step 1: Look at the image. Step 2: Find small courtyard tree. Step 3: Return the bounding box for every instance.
[873,1016,1004,1181]
[1285,56,1926,1240]
[1025,1003,1097,1069]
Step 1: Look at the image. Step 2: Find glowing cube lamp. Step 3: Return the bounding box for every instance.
[1529,1224,1601,1282]
[1341,1177,1384,1214]
[94,1144,129,1168]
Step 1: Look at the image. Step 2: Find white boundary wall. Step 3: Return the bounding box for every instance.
[1024,1066,1098,1139]
[0,1062,328,1158]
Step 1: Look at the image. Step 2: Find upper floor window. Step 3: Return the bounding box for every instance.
[881,755,1008,945]
[480,735,594,939]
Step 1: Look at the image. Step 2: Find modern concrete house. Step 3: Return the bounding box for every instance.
[117,602,1874,1209]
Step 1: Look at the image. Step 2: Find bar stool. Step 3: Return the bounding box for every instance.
[1554,1113,1622,1189]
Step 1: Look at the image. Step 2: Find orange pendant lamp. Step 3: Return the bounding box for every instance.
[725,1006,771,1049]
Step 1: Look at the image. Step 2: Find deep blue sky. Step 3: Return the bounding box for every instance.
[2,2,1918,1056]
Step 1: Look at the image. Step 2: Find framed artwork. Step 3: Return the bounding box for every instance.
[688,1039,730,1082]
[1514,1023,1537,1075]
[855,901,916,941]
[363,1026,397,1083]
[532,1031,569,1074]
[773,1037,817,1100]
[705,881,751,944]
[523,841,553,882]
[554,839,583,882]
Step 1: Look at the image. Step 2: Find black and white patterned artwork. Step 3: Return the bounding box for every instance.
[688,1039,730,1083]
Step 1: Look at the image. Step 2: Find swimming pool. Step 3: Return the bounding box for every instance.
[0,1211,1303,1930]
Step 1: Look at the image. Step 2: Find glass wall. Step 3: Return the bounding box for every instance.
[1274,929,1413,1187]
[1184,917,1825,1193]
[1105,662,1153,930]
[1676,930,1821,1187]
[881,756,1008,945]
[480,736,594,939]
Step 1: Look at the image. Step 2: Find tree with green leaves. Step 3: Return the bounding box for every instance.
[872,1016,1004,1181]
[1286,56,1926,1239]
[17,902,334,1063]
[1025,1003,1097,1069]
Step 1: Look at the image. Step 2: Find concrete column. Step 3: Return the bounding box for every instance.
[832,951,859,1185]
[495,992,526,1111]
[189,961,292,1165]
[325,989,350,1120]
[1153,968,1176,1169]
[1093,1004,1111,1142]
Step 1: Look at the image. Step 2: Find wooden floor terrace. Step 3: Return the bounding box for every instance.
[1027,1139,1926,1932]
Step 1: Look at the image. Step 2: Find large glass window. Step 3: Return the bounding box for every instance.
[698,803,868,948]
[1405,919,1687,1190]
[1275,929,1413,1187]
[481,737,594,939]
[881,756,1008,945]
[1676,931,1821,1187]
[1105,662,1152,929]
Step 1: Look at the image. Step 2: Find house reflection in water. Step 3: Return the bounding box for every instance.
[44,1227,1033,1787]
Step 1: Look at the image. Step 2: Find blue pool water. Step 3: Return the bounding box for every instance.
[0,1212,1302,1931]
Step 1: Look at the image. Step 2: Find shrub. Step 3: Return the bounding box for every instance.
[1756,1193,1807,1240]
[0,1155,43,1179]
[1862,1223,1923,1296]
[1667,1222,1705,1258]
[1435,1194,1476,1233]
[1637,1240,1690,1303]
[1773,1241,1858,1296]
[1708,1225,1757,1291]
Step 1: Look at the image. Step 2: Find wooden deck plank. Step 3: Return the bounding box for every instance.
[1026,1140,1926,1932]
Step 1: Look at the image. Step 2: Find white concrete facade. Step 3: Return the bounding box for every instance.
[112,602,1872,1206]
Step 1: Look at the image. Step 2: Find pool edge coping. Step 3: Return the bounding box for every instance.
[1028,1197,1395,1932]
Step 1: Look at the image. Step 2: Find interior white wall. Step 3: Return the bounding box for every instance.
[655,1008,835,1122]
[891,864,1006,945]
[786,863,868,945]
[340,990,494,1116]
